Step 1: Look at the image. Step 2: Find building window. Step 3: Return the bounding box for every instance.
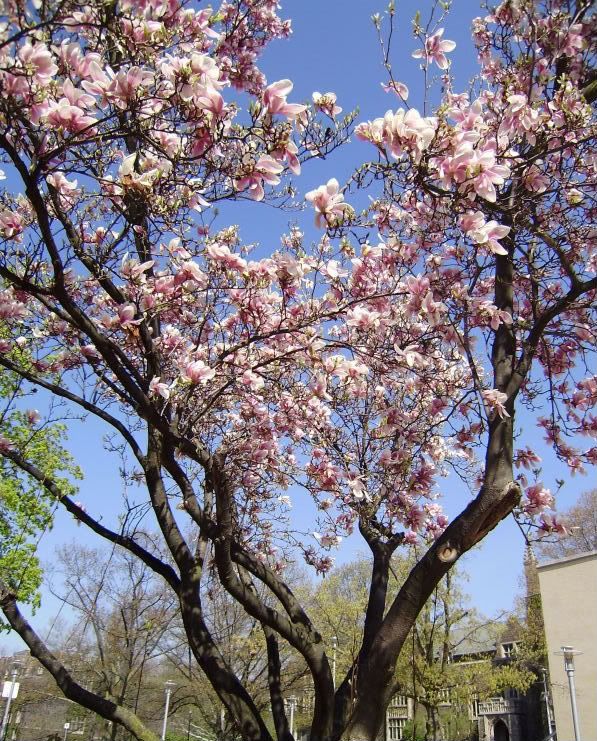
[67,718,86,734]
[389,695,408,708]
[387,717,406,740]
[470,695,480,720]
[501,643,517,658]
[438,688,451,706]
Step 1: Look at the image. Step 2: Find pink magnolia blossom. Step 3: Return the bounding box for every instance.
[462,212,511,255]
[403,530,419,545]
[305,178,351,228]
[383,108,438,160]
[149,377,172,400]
[272,139,301,175]
[412,28,456,70]
[46,100,98,134]
[482,389,510,419]
[514,447,542,470]
[117,304,139,326]
[109,67,154,108]
[26,409,41,425]
[312,92,342,118]
[464,145,510,202]
[263,80,306,118]
[206,243,247,271]
[182,360,216,385]
[312,532,342,548]
[0,210,24,240]
[523,484,554,515]
[47,172,81,209]
[381,81,409,100]
[18,41,58,84]
[539,513,569,536]
[0,436,14,453]
[523,165,550,193]
[197,87,227,118]
[234,156,284,201]
[346,305,381,330]
[81,344,101,360]
[241,370,265,392]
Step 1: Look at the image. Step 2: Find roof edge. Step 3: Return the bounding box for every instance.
[537,549,597,570]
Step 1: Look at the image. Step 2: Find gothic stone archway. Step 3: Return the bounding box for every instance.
[494,719,510,741]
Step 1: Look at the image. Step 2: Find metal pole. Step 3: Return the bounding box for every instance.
[63,724,69,741]
[0,666,19,741]
[289,697,295,738]
[187,711,192,741]
[566,665,582,741]
[161,683,174,741]
[331,636,337,690]
[562,647,582,741]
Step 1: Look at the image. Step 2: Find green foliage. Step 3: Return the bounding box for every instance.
[0,361,81,616]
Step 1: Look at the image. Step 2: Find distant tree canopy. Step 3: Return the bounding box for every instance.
[537,489,597,560]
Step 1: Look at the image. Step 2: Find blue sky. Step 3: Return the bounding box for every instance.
[1,0,592,653]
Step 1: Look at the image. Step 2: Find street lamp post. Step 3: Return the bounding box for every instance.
[0,661,22,741]
[161,681,176,741]
[288,696,296,739]
[556,646,582,741]
[331,636,338,690]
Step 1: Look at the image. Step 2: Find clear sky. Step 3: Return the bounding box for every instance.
[1,0,592,654]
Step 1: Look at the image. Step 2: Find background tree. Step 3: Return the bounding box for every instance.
[536,489,597,559]
[49,543,178,739]
[0,1,595,741]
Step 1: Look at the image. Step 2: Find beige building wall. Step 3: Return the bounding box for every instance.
[537,550,597,741]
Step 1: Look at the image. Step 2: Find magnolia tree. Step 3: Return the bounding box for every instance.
[0,0,595,739]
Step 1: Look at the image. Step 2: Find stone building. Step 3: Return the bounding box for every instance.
[0,650,105,741]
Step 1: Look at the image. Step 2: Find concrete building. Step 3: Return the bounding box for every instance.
[538,549,597,741]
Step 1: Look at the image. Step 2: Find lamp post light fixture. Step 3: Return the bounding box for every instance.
[0,660,23,741]
[556,646,582,741]
[161,681,176,741]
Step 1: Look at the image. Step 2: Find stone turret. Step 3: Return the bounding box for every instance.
[523,544,540,604]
